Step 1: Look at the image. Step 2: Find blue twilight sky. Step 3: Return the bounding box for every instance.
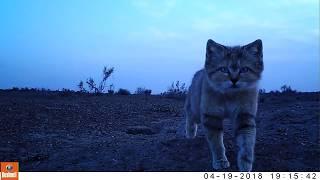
[0,0,319,93]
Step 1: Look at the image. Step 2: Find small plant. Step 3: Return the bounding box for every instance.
[20,87,30,91]
[135,87,152,95]
[11,87,19,91]
[61,88,74,96]
[280,85,297,94]
[61,88,73,92]
[86,77,99,93]
[78,81,86,93]
[270,90,280,94]
[162,80,187,99]
[259,89,266,94]
[98,66,114,92]
[169,80,187,94]
[41,88,50,92]
[78,66,114,94]
[107,84,115,95]
[116,88,131,95]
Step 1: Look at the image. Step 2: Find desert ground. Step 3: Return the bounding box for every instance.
[0,90,319,171]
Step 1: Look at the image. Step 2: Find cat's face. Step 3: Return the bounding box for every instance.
[205,39,263,92]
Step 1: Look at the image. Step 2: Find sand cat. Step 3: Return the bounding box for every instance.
[184,39,263,171]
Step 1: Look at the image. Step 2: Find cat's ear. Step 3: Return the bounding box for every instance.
[244,39,263,58]
[206,39,225,59]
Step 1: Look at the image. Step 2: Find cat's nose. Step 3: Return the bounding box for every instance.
[231,78,239,85]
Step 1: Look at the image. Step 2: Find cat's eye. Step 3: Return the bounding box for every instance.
[218,67,229,73]
[240,67,250,73]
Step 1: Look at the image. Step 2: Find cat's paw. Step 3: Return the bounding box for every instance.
[238,161,252,172]
[212,159,230,170]
[186,123,197,139]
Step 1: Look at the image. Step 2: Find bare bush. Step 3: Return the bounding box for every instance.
[116,88,131,95]
[135,87,152,95]
[98,66,114,92]
[61,88,74,96]
[259,89,266,94]
[162,80,187,99]
[280,85,297,94]
[86,78,99,93]
[78,66,114,94]
[108,84,115,95]
[78,81,86,93]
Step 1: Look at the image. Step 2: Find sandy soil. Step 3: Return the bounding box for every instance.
[0,90,319,171]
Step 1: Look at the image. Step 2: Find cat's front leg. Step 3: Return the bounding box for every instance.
[202,113,230,170]
[235,112,256,172]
